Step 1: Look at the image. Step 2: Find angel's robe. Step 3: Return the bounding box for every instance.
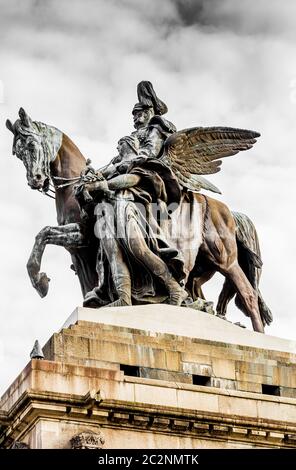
[87,156,187,305]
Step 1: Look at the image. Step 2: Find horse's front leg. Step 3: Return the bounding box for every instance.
[27,223,86,297]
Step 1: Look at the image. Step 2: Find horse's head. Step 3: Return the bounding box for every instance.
[6,107,62,192]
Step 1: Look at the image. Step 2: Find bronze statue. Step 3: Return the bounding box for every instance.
[6,81,272,333]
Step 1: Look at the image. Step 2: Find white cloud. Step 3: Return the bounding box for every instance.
[0,0,295,394]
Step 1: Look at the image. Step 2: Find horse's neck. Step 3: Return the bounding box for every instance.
[53,133,86,180]
[51,133,86,225]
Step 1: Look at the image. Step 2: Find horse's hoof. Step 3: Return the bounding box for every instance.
[34,272,50,298]
[216,313,227,320]
[188,298,215,314]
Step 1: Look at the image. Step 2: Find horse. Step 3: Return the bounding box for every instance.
[6,108,271,332]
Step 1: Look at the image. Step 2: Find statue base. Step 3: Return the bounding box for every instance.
[1,304,296,449]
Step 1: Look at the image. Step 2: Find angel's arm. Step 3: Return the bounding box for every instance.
[100,160,118,178]
[81,174,141,197]
[108,174,141,190]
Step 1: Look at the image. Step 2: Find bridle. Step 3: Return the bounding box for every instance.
[17,123,106,201]
[18,127,82,201]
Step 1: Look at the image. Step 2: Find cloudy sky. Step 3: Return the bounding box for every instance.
[0,0,296,394]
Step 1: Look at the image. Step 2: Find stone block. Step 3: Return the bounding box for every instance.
[165,351,181,371]
[217,394,258,419]
[182,362,212,377]
[235,371,272,385]
[134,383,178,407]
[236,381,262,394]
[273,366,296,388]
[181,352,212,365]
[212,358,236,380]
[139,367,192,384]
[176,389,219,413]
[280,386,296,399]
[211,378,236,390]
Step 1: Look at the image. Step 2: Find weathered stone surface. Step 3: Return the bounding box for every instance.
[1,305,296,449]
[41,305,296,400]
[212,358,236,380]
[139,367,192,384]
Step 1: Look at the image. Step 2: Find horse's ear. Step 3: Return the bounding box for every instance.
[6,119,14,134]
[19,107,26,119]
[19,107,32,127]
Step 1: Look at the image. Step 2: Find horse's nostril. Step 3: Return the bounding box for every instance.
[36,174,42,180]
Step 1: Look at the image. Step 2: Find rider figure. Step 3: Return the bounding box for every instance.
[131,81,176,160]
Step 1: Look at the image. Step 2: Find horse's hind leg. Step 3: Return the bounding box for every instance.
[201,197,264,332]
[216,279,236,318]
[222,262,264,333]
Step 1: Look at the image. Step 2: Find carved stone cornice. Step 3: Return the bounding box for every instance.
[1,388,296,448]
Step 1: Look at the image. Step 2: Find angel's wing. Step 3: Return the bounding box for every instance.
[161,126,260,193]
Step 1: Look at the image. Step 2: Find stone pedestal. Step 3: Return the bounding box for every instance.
[1,305,296,448]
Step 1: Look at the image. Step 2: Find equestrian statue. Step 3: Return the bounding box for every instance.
[6,81,272,333]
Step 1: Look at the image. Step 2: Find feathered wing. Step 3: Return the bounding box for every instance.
[160,126,260,193]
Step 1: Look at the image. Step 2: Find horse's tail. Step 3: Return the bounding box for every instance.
[232,211,273,326]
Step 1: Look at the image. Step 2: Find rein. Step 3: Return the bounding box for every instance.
[37,188,56,200]
[52,161,105,190]
[39,176,80,201]
[52,175,81,189]
[38,176,81,201]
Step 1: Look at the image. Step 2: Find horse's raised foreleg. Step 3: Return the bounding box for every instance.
[27,223,86,297]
